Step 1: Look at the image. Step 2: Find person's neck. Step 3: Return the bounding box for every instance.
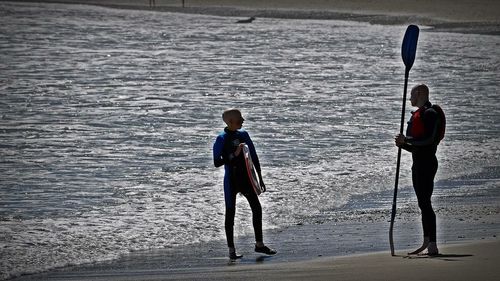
[417,100,429,108]
[225,126,238,132]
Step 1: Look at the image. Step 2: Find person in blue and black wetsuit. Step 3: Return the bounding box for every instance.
[395,84,444,256]
[213,108,276,260]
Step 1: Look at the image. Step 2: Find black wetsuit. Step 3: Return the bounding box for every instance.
[213,128,263,248]
[401,101,441,243]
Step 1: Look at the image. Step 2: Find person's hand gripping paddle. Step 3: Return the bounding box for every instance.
[389,25,419,256]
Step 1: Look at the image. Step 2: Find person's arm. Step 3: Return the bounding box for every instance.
[243,132,261,173]
[213,135,226,167]
[243,131,266,189]
[395,134,414,152]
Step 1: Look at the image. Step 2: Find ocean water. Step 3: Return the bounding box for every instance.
[1,2,499,279]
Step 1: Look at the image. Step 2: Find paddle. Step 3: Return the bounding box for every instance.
[389,25,419,256]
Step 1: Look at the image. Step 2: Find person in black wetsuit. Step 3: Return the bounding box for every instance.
[213,109,276,260]
[395,84,443,255]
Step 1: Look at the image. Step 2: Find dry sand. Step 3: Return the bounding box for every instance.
[150,0,500,22]
[6,0,500,34]
[6,0,500,23]
[10,0,500,22]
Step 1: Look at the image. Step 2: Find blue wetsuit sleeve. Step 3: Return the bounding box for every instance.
[213,135,225,167]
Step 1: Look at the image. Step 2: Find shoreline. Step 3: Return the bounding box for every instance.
[11,239,500,280]
[3,0,500,35]
[10,167,500,280]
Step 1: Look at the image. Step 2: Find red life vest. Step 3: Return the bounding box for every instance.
[409,107,426,138]
[409,104,446,143]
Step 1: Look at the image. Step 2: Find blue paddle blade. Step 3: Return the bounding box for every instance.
[401,25,419,70]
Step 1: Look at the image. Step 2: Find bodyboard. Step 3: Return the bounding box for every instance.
[242,144,263,195]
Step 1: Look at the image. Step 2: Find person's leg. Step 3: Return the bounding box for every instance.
[411,157,438,255]
[409,163,429,254]
[421,156,438,254]
[225,187,242,259]
[419,179,436,243]
[243,191,263,243]
[243,191,277,255]
[225,207,236,249]
[225,206,243,259]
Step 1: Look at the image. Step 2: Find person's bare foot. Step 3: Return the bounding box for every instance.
[408,238,430,255]
[425,242,439,256]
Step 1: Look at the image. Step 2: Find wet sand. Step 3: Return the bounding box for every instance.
[12,179,500,281]
[148,240,500,281]
[12,239,500,281]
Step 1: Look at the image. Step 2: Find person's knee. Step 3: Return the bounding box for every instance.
[418,204,435,220]
[250,200,262,214]
[252,208,262,219]
[225,208,236,222]
[417,198,432,211]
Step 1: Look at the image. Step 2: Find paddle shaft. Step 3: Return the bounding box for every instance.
[389,68,410,256]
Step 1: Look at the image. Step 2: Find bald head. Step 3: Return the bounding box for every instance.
[410,84,430,107]
[222,108,245,130]
[411,84,429,99]
[222,109,241,123]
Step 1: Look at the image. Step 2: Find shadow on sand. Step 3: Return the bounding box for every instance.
[402,253,474,261]
[226,254,275,266]
[255,255,275,263]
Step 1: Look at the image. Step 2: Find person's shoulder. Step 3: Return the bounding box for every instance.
[238,129,250,137]
[423,104,438,122]
[426,107,437,114]
[215,130,228,140]
[424,104,438,115]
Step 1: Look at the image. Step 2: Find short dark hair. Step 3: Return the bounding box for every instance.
[222,108,241,123]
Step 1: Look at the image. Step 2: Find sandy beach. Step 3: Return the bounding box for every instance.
[2,1,499,280]
[7,0,500,21]
[171,240,500,281]
[12,239,500,281]
[11,173,500,280]
[5,0,500,34]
